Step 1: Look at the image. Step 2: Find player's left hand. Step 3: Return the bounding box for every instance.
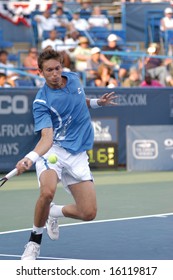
[98,92,118,106]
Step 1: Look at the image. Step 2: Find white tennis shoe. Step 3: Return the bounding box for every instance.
[21,241,40,260]
[46,216,59,240]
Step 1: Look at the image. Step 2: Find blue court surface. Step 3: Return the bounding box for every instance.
[0,213,173,260]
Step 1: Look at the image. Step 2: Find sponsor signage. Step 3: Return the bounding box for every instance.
[126,125,173,171]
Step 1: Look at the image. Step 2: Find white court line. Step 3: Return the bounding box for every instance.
[0,254,81,260]
[0,212,173,261]
[1,212,173,235]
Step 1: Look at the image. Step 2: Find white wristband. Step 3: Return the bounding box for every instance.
[90,99,101,109]
[25,151,39,163]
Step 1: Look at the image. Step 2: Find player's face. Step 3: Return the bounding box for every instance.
[40,59,63,89]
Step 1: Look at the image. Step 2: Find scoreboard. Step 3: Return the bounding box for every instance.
[87,142,118,169]
[88,118,118,169]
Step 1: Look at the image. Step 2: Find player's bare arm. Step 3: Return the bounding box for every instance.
[16,127,54,174]
[86,91,118,108]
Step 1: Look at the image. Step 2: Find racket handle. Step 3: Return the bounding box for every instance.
[6,168,18,179]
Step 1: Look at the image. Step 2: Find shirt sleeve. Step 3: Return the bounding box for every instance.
[33,101,53,132]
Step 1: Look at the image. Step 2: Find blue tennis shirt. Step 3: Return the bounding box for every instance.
[33,71,94,154]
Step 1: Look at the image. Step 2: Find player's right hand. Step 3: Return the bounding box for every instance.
[16,158,32,175]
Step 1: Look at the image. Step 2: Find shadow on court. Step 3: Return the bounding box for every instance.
[0,214,173,260]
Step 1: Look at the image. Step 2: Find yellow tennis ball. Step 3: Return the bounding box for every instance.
[48,154,58,164]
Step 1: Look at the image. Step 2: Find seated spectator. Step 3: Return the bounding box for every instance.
[94,63,118,88]
[88,6,109,28]
[51,0,73,20]
[0,72,14,87]
[141,43,173,86]
[34,9,58,40]
[64,30,80,50]
[52,7,70,29]
[76,0,92,18]
[140,72,164,87]
[70,11,90,31]
[41,29,65,51]
[160,7,173,32]
[122,67,142,87]
[102,33,130,80]
[86,46,117,85]
[0,72,6,87]
[23,47,39,75]
[73,36,91,72]
[0,50,18,82]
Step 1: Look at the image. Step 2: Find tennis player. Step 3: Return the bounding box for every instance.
[16,49,117,260]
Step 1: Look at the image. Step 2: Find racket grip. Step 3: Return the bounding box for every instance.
[6,168,18,179]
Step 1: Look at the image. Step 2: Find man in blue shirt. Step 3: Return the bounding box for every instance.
[16,49,116,260]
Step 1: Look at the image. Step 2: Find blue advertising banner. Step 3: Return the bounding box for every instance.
[0,88,38,172]
[0,87,173,172]
[126,125,173,171]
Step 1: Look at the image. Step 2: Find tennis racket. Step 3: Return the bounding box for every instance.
[0,168,18,187]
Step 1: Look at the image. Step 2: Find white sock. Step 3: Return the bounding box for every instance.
[50,204,64,218]
[32,225,44,235]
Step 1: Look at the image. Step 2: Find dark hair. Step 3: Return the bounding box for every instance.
[144,72,152,85]
[0,72,6,78]
[0,50,8,56]
[38,49,64,70]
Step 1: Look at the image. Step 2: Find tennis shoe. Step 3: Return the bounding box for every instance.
[46,216,59,240]
[21,241,40,260]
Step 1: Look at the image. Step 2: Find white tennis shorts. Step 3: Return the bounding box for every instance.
[35,145,93,193]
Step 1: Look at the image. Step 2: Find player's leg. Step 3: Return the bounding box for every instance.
[63,180,97,221]
[49,180,97,220]
[21,169,59,260]
[46,149,96,240]
[47,180,97,240]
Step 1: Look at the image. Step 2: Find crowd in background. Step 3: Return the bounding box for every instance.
[1,0,173,88]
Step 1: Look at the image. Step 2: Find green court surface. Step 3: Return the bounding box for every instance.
[0,170,173,232]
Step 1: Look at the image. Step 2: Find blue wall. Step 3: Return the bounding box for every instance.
[0,87,173,171]
[124,2,170,42]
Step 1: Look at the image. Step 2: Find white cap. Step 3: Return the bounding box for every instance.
[107,34,119,42]
[147,46,156,53]
[91,47,101,55]
[164,7,173,14]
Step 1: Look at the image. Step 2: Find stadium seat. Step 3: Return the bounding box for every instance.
[89,27,126,47]
[0,29,13,48]
[145,10,163,47]
[15,78,35,87]
[162,30,173,55]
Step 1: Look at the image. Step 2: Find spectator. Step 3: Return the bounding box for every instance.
[51,0,73,20]
[73,36,91,72]
[64,30,80,50]
[122,67,142,87]
[52,7,70,29]
[41,29,65,51]
[70,11,90,32]
[86,46,117,85]
[160,7,173,32]
[0,72,6,87]
[142,42,173,86]
[88,6,109,28]
[76,0,92,18]
[102,33,130,80]
[94,63,118,88]
[34,9,58,40]
[0,50,18,82]
[0,72,14,87]
[140,72,164,87]
[23,47,39,75]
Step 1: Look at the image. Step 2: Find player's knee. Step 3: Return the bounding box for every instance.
[40,189,55,204]
[82,207,97,221]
